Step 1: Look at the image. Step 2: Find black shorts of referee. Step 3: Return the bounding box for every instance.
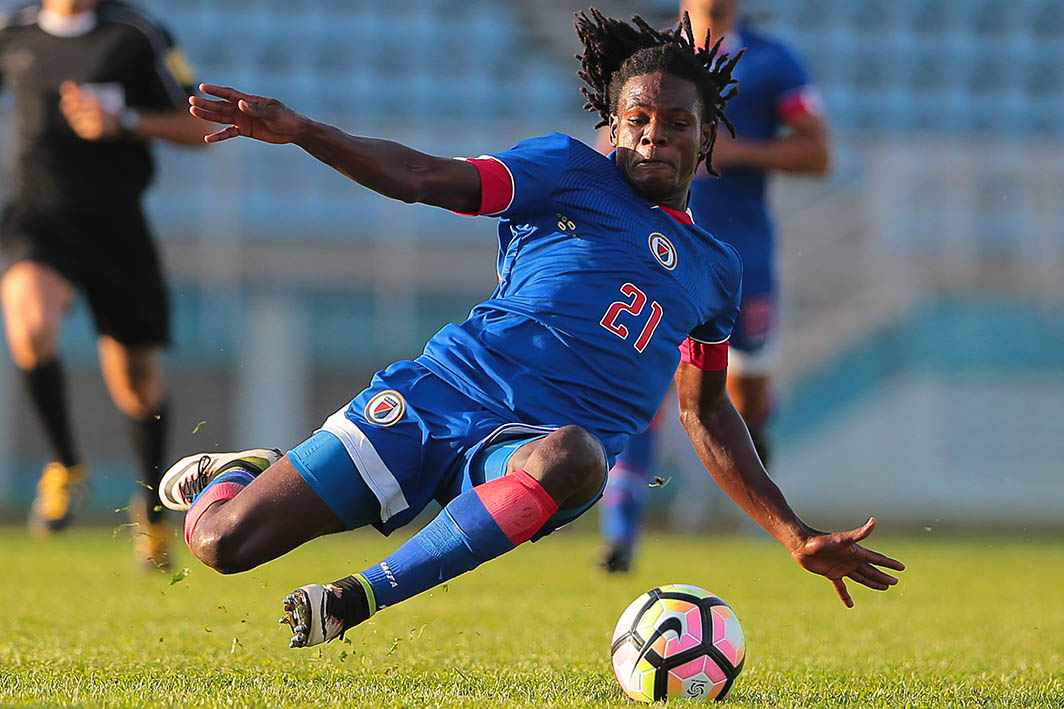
[1,201,170,347]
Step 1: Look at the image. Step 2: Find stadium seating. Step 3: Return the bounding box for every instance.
[128,0,1064,240]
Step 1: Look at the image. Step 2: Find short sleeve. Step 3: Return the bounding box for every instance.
[127,19,197,110]
[771,44,823,123]
[682,274,742,371]
[456,133,571,218]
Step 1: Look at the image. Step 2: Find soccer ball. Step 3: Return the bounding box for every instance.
[610,584,745,702]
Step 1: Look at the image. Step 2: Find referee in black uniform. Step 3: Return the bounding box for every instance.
[0,0,208,566]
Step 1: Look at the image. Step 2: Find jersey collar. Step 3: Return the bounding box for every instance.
[38,9,98,37]
[652,204,695,225]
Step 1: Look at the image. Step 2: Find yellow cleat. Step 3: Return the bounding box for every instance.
[29,462,87,536]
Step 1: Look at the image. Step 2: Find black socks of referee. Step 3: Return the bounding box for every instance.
[22,359,80,468]
[128,402,168,523]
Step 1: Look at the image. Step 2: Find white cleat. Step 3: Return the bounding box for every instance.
[279,584,348,648]
[158,448,281,511]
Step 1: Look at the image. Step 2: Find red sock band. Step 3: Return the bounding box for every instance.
[473,469,560,546]
[183,481,246,548]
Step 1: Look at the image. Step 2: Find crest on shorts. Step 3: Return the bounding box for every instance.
[649,233,677,270]
[364,390,405,427]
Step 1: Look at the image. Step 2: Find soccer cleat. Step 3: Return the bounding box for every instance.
[134,521,171,570]
[279,584,350,648]
[130,495,171,570]
[598,540,633,574]
[29,462,87,535]
[158,448,281,511]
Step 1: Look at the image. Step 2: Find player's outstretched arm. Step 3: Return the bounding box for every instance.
[674,363,904,607]
[188,83,481,213]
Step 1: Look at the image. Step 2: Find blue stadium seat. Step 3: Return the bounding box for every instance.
[120,0,1064,244]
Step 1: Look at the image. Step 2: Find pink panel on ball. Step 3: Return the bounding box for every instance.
[663,605,704,656]
[705,656,727,684]
[669,658,728,701]
[710,607,745,667]
[669,655,708,680]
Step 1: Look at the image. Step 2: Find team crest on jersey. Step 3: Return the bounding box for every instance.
[364,390,405,427]
[648,233,677,270]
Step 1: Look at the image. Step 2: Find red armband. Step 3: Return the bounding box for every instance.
[453,156,514,216]
[679,337,729,371]
[778,86,824,122]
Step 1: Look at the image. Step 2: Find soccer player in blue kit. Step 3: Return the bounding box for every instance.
[599,0,831,572]
[161,9,900,648]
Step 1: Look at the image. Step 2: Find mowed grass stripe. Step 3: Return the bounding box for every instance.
[2,526,1061,707]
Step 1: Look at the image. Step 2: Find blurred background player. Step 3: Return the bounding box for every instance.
[0,0,207,565]
[598,0,830,572]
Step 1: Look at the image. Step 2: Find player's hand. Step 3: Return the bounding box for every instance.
[58,81,121,140]
[789,517,905,608]
[189,84,304,144]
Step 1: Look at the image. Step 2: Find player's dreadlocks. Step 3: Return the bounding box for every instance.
[575,8,743,175]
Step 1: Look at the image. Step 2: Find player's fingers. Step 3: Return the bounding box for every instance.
[842,516,876,543]
[65,111,95,127]
[59,80,79,95]
[189,105,233,124]
[189,96,236,113]
[832,578,854,608]
[848,570,889,591]
[859,547,905,571]
[58,95,83,113]
[203,125,240,143]
[200,83,258,103]
[857,562,898,586]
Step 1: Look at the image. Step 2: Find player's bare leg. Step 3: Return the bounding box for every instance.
[1,261,72,369]
[163,453,345,574]
[1,261,87,533]
[98,336,171,567]
[282,425,607,648]
[726,373,772,466]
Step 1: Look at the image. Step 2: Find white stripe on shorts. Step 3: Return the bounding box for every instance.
[476,422,559,448]
[728,338,778,377]
[319,407,410,524]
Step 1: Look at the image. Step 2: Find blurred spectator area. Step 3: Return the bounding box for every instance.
[0,0,1061,524]
[105,0,1063,379]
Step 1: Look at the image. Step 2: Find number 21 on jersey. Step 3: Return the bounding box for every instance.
[600,283,663,353]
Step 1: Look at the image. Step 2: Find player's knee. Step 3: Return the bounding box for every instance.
[6,322,59,369]
[191,525,250,575]
[109,383,161,420]
[105,361,164,418]
[540,425,606,505]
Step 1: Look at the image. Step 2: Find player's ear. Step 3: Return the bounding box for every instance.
[608,114,619,147]
[700,121,715,163]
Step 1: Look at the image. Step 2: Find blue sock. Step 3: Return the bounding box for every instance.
[601,427,656,551]
[359,470,557,610]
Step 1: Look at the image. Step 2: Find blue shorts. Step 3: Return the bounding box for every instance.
[730,291,776,354]
[288,359,608,537]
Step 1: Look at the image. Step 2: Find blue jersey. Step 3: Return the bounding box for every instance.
[418,133,741,458]
[688,20,820,298]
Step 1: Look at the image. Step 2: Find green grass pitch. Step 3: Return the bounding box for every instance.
[2,524,1061,707]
